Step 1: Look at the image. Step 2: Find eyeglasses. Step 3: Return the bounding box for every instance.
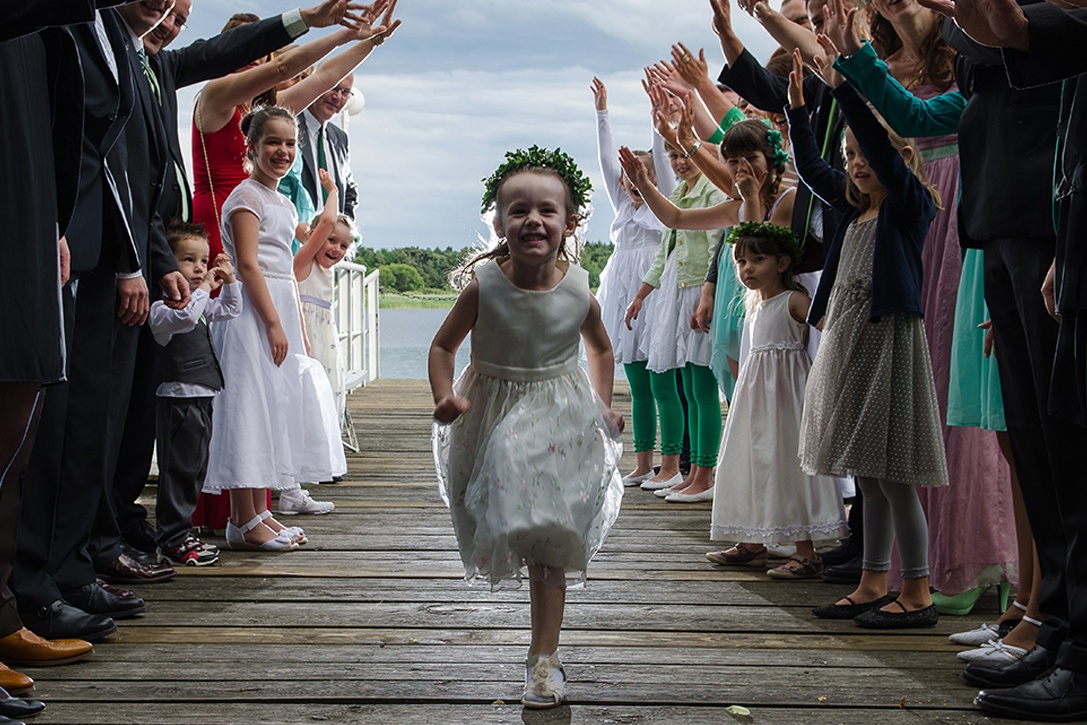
[327,86,353,98]
[167,12,187,31]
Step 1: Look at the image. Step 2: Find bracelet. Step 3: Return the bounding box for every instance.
[683,140,702,158]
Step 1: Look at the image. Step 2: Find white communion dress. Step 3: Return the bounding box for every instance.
[433,261,624,590]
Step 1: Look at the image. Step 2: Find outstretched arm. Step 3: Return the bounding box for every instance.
[294,170,340,281]
[786,50,849,213]
[619,146,740,230]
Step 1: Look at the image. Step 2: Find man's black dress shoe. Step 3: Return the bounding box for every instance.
[19,600,115,643]
[63,580,146,619]
[975,667,1087,722]
[823,554,863,584]
[121,520,157,555]
[96,552,175,585]
[964,644,1057,688]
[820,540,861,568]
[0,692,44,719]
[119,541,158,567]
[0,715,25,725]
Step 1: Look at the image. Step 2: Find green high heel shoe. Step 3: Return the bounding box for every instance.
[932,581,1011,616]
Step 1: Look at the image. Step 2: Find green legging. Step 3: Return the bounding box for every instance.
[680,363,723,467]
[643,365,684,456]
[624,362,658,453]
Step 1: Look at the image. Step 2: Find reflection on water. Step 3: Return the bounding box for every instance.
[378,308,625,381]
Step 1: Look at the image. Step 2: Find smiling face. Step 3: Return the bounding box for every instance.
[622,151,656,208]
[492,171,578,268]
[249,117,298,184]
[317,221,354,269]
[667,148,700,184]
[118,0,174,38]
[723,149,770,189]
[870,0,925,22]
[173,235,210,290]
[311,75,354,124]
[143,0,190,55]
[842,126,884,197]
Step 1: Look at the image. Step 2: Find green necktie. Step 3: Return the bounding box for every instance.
[138,47,162,105]
[317,126,329,202]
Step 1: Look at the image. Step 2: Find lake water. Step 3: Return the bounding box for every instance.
[378,308,625,380]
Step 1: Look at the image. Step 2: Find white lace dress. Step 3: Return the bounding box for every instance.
[711,291,847,543]
[204,179,347,491]
[433,262,624,590]
[298,260,345,420]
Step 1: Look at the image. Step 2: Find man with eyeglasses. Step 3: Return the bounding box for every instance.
[92,0,363,588]
[299,74,360,220]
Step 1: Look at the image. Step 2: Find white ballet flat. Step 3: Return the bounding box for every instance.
[665,488,714,503]
[621,471,654,487]
[957,639,1028,664]
[949,623,1001,647]
[640,473,683,491]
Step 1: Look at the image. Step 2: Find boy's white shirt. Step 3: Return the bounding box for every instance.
[149,282,243,398]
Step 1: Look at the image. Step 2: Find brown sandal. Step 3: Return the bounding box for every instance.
[705,543,769,567]
[766,555,823,580]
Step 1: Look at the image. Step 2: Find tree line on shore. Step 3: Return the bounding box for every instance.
[357,242,615,294]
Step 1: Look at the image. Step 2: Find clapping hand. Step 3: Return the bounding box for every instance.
[732,156,763,202]
[823,0,864,56]
[811,34,846,88]
[913,0,1029,50]
[618,145,652,193]
[319,168,336,195]
[709,0,734,37]
[671,43,711,89]
[365,0,401,45]
[302,0,377,30]
[212,253,236,285]
[591,77,607,112]
[647,57,693,98]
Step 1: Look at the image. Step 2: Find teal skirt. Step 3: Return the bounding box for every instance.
[710,260,746,403]
[946,249,1006,431]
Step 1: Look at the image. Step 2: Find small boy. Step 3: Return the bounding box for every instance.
[150,222,242,566]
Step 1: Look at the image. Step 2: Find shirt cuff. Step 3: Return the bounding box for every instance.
[283,9,308,38]
[116,271,143,281]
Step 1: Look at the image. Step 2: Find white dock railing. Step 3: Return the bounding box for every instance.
[334,261,380,390]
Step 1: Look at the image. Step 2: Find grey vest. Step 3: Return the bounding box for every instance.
[160,318,224,391]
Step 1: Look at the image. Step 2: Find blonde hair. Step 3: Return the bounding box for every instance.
[843,110,942,213]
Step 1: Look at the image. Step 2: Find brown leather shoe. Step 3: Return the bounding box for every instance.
[0,627,94,666]
[0,662,33,696]
[96,552,176,585]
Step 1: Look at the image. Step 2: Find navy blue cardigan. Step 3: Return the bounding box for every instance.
[787,83,936,325]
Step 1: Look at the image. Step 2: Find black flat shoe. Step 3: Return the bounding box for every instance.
[854,600,938,629]
[965,644,1058,688]
[976,667,1087,722]
[819,540,861,567]
[812,594,895,620]
[0,693,44,719]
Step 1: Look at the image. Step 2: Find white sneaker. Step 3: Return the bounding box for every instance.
[279,488,335,515]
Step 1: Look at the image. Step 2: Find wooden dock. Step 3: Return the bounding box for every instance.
[27,379,1016,724]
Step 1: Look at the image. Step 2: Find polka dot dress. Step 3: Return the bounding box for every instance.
[799,218,948,487]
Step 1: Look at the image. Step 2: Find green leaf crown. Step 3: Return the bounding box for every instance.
[480,145,592,214]
[724,221,804,265]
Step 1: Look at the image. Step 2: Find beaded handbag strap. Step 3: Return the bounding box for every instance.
[196,96,223,238]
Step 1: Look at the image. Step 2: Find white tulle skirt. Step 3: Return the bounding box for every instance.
[647,254,713,373]
[595,240,658,364]
[433,364,624,590]
[205,275,347,491]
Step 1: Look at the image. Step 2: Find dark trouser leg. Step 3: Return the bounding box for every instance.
[110,325,160,537]
[154,397,213,549]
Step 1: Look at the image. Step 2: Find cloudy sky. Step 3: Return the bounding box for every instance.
[175,1,782,251]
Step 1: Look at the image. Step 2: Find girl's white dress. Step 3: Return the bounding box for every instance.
[433,262,624,590]
[204,179,347,491]
[298,260,345,420]
[710,291,847,543]
[593,109,674,364]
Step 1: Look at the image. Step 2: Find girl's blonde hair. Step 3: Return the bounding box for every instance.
[309,212,360,259]
[843,111,943,213]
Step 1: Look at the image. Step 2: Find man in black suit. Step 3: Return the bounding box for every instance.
[0,0,141,693]
[913,2,1087,721]
[101,0,359,565]
[299,75,360,220]
[11,2,182,643]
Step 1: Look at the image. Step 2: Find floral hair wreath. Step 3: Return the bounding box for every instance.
[480,145,593,215]
[766,129,790,168]
[725,221,803,266]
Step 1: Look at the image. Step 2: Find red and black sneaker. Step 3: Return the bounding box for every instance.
[158,536,220,567]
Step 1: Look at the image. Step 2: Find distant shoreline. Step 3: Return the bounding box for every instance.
[379,292,457,309]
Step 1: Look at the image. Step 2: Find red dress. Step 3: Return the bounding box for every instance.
[190,104,272,529]
[192,106,249,259]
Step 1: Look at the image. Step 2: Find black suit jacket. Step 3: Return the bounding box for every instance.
[66,14,138,274]
[718,49,842,273]
[299,110,359,221]
[150,14,294,227]
[0,0,130,42]
[946,11,1061,247]
[108,10,175,283]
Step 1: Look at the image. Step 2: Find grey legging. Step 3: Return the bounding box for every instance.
[857,476,930,580]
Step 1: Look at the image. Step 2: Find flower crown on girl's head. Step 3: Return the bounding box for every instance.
[725,221,803,266]
[766,129,790,168]
[480,145,593,214]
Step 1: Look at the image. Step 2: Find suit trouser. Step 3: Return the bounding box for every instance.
[154,396,213,549]
[13,269,114,608]
[983,238,1087,671]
